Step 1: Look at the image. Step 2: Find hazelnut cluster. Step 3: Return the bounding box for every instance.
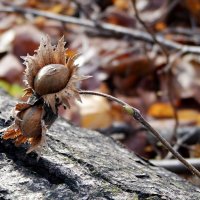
[1,36,88,154]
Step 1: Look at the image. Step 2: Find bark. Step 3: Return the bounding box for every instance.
[0,89,200,200]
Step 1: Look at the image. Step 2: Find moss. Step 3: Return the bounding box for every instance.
[143,196,161,200]
[132,193,139,200]
[101,182,121,193]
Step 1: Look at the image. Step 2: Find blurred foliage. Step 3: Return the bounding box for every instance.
[0,80,24,97]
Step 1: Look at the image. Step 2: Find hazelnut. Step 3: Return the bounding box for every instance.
[34,64,70,95]
[23,36,89,113]
[1,103,53,154]
[18,105,43,138]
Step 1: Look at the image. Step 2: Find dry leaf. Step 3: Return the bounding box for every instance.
[0,54,24,84]
[184,0,200,23]
[190,144,200,158]
[173,54,200,102]
[178,109,199,124]
[0,29,15,53]
[77,95,113,129]
[148,102,174,118]
[12,25,43,58]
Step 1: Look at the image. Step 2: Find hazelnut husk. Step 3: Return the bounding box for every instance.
[1,103,56,154]
[23,36,89,113]
[1,36,90,154]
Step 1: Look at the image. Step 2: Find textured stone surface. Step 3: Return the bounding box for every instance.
[0,89,200,200]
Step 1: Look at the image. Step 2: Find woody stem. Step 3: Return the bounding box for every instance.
[79,90,200,179]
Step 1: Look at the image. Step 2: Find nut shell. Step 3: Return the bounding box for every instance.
[34,64,70,95]
[19,106,43,138]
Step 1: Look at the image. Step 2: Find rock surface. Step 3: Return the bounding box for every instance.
[0,90,200,200]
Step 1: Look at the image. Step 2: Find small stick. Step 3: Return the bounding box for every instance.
[132,0,179,141]
[132,0,169,63]
[1,3,200,54]
[79,90,200,179]
[151,158,200,174]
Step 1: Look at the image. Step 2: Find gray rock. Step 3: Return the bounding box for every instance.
[0,89,200,200]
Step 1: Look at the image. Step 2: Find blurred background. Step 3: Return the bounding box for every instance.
[1,0,200,184]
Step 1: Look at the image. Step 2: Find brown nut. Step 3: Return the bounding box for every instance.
[34,64,70,95]
[18,105,43,138]
[1,103,49,154]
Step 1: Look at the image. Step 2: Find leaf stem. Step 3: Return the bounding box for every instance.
[79,90,200,179]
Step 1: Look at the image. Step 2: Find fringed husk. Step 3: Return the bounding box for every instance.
[23,36,90,113]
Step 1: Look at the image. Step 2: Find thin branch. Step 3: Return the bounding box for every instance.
[132,0,179,143]
[79,90,128,107]
[79,90,200,179]
[151,158,200,174]
[148,0,180,26]
[132,0,169,64]
[1,3,200,54]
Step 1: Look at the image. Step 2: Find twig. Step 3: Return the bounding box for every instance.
[79,90,200,179]
[148,0,180,26]
[79,90,127,107]
[1,4,200,54]
[132,0,179,142]
[151,158,200,174]
[165,120,198,159]
[132,0,169,63]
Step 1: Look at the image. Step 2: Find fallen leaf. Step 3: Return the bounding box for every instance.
[12,25,43,58]
[77,95,113,129]
[155,22,167,31]
[0,29,15,53]
[113,0,129,10]
[173,54,200,102]
[148,102,174,118]
[184,0,200,23]
[0,54,24,84]
[0,14,17,32]
[0,80,24,97]
[178,109,199,124]
[190,144,200,158]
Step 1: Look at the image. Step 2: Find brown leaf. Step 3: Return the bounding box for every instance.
[0,54,24,84]
[148,102,174,118]
[12,25,43,58]
[184,0,200,23]
[15,103,31,112]
[190,144,200,158]
[2,129,21,140]
[178,109,199,124]
[174,55,200,101]
[77,95,113,129]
